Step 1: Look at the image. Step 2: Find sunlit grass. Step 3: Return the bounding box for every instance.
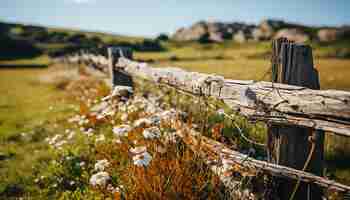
[0,67,75,197]
[0,55,50,66]
[136,42,350,91]
[1,39,350,198]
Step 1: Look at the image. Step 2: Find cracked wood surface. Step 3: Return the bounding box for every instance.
[172,119,350,193]
[57,53,350,137]
[117,57,350,137]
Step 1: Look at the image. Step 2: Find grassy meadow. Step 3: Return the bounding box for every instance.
[1,26,350,199]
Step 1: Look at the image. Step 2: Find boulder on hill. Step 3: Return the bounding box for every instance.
[260,19,286,32]
[317,29,339,42]
[252,19,286,41]
[172,19,341,43]
[172,21,255,42]
[233,30,247,43]
[252,28,270,41]
[173,21,208,42]
[274,28,309,43]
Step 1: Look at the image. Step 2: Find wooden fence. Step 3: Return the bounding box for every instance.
[54,39,350,199]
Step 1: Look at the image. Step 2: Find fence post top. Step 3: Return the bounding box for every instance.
[107,46,133,60]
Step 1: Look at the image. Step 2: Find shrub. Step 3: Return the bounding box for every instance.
[0,35,42,60]
[156,33,169,41]
[198,33,212,44]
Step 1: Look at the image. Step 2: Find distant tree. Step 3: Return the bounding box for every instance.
[48,32,69,43]
[156,33,169,41]
[198,33,212,44]
[0,35,42,60]
[0,23,10,36]
[31,30,50,42]
[89,36,103,46]
[136,39,164,52]
[67,34,88,44]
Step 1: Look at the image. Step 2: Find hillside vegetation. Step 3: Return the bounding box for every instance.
[0,20,350,199]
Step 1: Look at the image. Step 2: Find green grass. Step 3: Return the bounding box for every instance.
[46,27,145,44]
[0,67,75,197]
[0,36,350,197]
[0,55,50,66]
[136,41,350,91]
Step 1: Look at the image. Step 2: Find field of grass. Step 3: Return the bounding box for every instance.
[0,65,77,197]
[0,34,350,198]
[136,41,350,91]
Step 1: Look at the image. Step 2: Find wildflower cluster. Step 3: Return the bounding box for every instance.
[35,75,264,199]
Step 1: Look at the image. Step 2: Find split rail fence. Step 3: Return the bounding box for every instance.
[55,38,350,199]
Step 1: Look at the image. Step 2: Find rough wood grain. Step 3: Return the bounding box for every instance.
[108,47,133,87]
[171,119,350,193]
[115,57,350,137]
[55,48,350,138]
[54,48,350,196]
[268,39,323,200]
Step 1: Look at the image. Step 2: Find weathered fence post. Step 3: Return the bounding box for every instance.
[268,38,324,200]
[107,47,133,87]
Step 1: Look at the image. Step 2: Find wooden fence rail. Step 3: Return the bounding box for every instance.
[54,40,350,198]
[55,49,350,137]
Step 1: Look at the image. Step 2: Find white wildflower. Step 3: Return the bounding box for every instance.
[145,104,158,114]
[90,101,109,113]
[217,109,225,115]
[107,184,121,193]
[67,131,76,140]
[48,134,62,145]
[96,114,104,120]
[194,75,224,90]
[79,161,85,167]
[54,140,67,149]
[129,146,147,154]
[111,86,133,96]
[102,86,133,101]
[159,109,177,121]
[120,113,128,122]
[133,118,152,127]
[112,125,131,137]
[94,159,110,172]
[89,171,110,187]
[83,128,94,137]
[221,158,233,172]
[112,139,122,144]
[142,127,161,139]
[132,151,152,167]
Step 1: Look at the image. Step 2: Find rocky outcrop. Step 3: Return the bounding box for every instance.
[173,21,255,42]
[173,22,207,41]
[317,29,339,42]
[274,28,309,43]
[172,19,349,43]
[318,27,350,42]
[252,19,286,41]
[233,30,247,43]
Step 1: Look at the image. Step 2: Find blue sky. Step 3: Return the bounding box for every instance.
[1,0,349,37]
